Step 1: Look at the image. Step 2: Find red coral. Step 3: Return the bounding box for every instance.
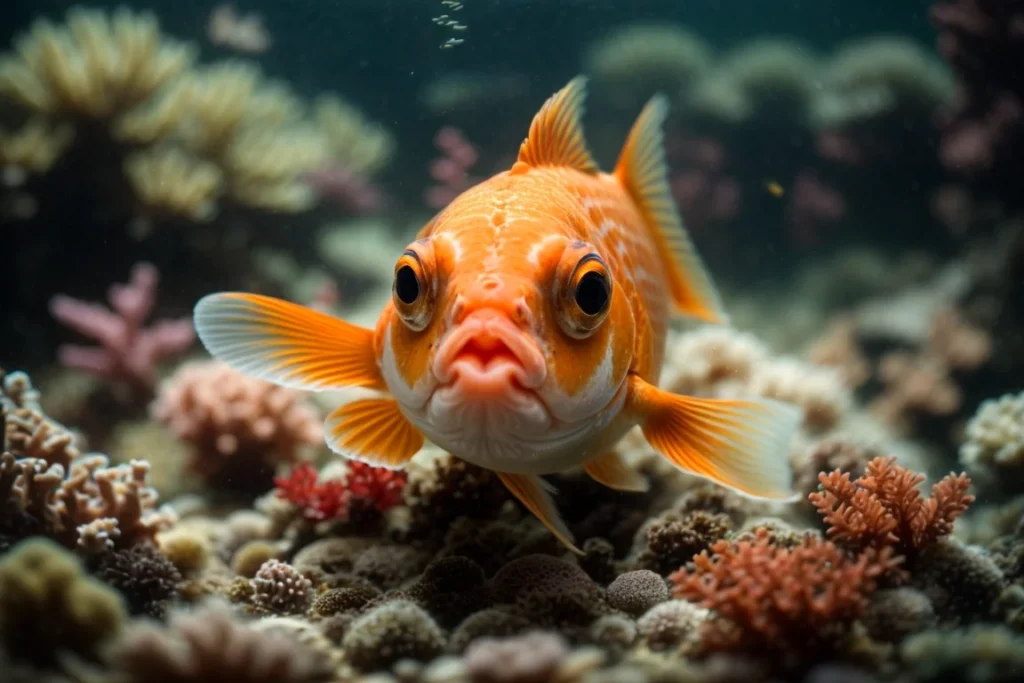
[810,456,974,567]
[274,463,349,522]
[670,528,895,664]
[273,461,407,523]
[345,461,406,514]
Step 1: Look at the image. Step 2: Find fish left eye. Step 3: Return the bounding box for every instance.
[574,271,610,316]
[556,251,612,339]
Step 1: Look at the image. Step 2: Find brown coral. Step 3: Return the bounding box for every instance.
[670,527,896,665]
[2,369,176,552]
[810,456,974,568]
[151,360,322,494]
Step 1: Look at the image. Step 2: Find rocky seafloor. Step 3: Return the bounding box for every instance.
[3,284,1024,683]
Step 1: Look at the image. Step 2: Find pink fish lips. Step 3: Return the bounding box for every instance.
[433,311,547,399]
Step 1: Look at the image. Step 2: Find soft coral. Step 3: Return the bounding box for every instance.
[810,455,974,569]
[670,528,897,667]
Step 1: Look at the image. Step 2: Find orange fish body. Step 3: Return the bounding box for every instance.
[195,78,800,552]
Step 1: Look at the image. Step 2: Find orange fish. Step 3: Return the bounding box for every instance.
[194,77,800,552]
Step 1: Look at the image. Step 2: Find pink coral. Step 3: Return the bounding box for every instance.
[424,126,480,209]
[49,262,194,396]
[151,360,322,495]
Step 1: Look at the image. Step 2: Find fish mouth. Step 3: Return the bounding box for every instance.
[433,312,547,395]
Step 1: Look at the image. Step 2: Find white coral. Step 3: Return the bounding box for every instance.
[961,392,1024,469]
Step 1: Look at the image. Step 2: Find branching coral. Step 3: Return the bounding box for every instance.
[0,7,393,222]
[273,459,406,526]
[313,94,394,177]
[123,146,223,221]
[49,262,194,396]
[0,7,196,119]
[151,360,322,494]
[810,456,974,568]
[670,527,896,664]
[2,369,176,552]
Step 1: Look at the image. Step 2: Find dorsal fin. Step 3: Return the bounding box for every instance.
[614,95,728,324]
[516,76,599,174]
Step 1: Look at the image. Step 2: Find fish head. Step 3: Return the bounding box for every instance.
[376,223,635,471]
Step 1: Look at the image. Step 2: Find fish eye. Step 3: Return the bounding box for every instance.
[393,249,434,331]
[395,264,420,304]
[557,252,612,339]
[574,270,610,316]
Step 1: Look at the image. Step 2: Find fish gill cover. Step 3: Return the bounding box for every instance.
[0,1,1023,682]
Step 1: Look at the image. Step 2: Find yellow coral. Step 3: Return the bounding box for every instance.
[0,6,196,119]
[124,146,223,221]
[314,94,394,175]
[0,118,73,173]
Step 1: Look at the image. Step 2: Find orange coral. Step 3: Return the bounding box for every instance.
[670,527,895,663]
[810,456,973,567]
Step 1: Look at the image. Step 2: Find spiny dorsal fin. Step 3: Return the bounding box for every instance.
[614,95,728,324]
[516,76,599,174]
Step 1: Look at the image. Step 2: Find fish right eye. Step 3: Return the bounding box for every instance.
[395,264,420,304]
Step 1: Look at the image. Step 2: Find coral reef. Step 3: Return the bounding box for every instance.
[0,6,1020,683]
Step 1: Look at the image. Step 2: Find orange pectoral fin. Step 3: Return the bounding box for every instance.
[583,451,649,492]
[324,398,424,468]
[194,292,385,392]
[497,472,581,555]
[628,376,800,501]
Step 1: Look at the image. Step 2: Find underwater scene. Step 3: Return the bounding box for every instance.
[2,0,1023,681]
